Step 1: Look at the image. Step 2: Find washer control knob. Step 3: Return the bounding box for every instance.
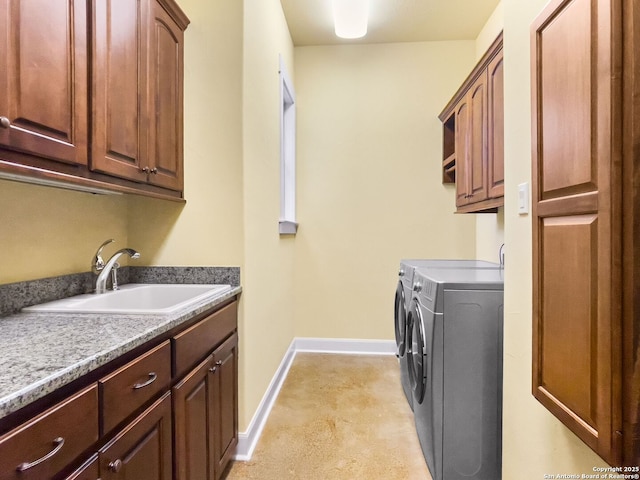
[413,283,422,293]
[398,269,405,277]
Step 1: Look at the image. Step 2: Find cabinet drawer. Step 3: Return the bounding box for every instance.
[0,384,98,480]
[100,341,171,435]
[173,301,237,378]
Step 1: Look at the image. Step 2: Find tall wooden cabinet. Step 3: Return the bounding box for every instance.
[531,0,640,465]
[439,33,504,213]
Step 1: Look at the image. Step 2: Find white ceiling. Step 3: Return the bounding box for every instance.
[280,0,501,46]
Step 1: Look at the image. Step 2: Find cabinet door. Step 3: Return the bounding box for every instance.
[455,73,489,209]
[173,355,215,480]
[455,98,470,207]
[99,392,172,480]
[487,50,504,199]
[466,71,488,204]
[91,0,149,183]
[211,333,238,480]
[531,0,621,464]
[147,0,184,191]
[0,0,87,165]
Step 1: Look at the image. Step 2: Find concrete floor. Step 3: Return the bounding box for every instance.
[224,352,432,479]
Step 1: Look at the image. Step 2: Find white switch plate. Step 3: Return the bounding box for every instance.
[518,182,529,214]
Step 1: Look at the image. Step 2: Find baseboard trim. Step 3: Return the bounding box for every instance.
[294,337,396,355]
[234,337,395,460]
[235,338,297,461]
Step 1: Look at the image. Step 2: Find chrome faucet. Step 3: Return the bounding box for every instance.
[92,240,141,294]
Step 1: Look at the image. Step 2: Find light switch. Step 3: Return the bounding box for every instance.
[518,182,529,215]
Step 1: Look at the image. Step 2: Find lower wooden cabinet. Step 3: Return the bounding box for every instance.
[0,299,239,480]
[173,332,238,480]
[0,385,98,480]
[99,393,173,480]
[211,333,239,477]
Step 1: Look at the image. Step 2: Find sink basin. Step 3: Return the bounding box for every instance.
[23,284,232,315]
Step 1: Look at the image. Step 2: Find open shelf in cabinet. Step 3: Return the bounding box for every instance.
[442,113,456,183]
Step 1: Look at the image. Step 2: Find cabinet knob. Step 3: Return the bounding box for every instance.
[140,166,150,173]
[0,116,10,129]
[150,167,158,174]
[109,459,123,473]
[209,361,222,373]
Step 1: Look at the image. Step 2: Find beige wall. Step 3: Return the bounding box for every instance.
[293,41,477,340]
[128,0,244,267]
[239,0,296,431]
[129,0,297,433]
[0,180,128,284]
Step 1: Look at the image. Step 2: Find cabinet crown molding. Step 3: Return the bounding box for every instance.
[439,31,503,122]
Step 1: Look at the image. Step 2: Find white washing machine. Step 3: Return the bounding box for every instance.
[407,267,503,480]
[394,260,500,410]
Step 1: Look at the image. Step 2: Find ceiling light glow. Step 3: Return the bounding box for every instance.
[332,0,369,39]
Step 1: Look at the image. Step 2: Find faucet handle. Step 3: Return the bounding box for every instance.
[92,239,115,273]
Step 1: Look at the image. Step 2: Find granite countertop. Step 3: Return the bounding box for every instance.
[0,285,241,420]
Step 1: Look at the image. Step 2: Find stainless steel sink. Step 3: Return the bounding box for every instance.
[22,284,232,315]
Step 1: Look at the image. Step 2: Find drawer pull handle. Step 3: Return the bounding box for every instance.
[16,437,65,472]
[133,372,157,390]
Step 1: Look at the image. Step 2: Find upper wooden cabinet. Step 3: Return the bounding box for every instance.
[147,0,186,191]
[91,0,151,185]
[92,0,187,193]
[487,52,504,199]
[0,0,189,200]
[439,33,504,213]
[530,0,639,466]
[0,0,88,166]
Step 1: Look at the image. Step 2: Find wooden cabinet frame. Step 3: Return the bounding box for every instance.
[439,32,504,213]
[0,0,189,202]
[0,298,239,479]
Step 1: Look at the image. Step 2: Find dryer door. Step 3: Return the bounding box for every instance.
[407,299,428,404]
[394,281,407,356]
